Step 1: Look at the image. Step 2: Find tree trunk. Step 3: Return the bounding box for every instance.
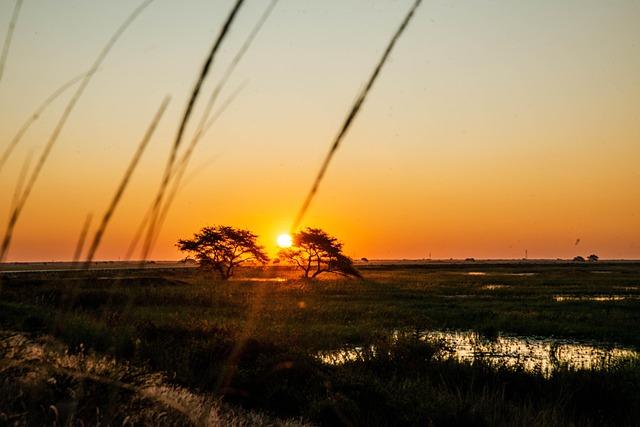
[224,263,233,279]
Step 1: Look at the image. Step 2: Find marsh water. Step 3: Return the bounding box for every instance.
[317,330,638,376]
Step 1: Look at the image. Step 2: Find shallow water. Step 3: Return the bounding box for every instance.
[554,294,640,302]
[481,284,507,290]
[464,272,537,277]
[317,330,638,376]
[230,277,287,282]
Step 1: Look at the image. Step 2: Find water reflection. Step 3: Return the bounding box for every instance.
[464,272,537,277]
[481,284,507,290]
[317,330,637,376]
[554,294,640,302]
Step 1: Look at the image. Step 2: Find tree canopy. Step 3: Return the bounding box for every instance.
[177,225,268,279]
[279,227,361,279]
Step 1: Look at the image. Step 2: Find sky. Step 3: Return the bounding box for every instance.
[0,0,639,261]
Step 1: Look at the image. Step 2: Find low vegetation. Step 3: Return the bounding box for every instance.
[1,263,639,425]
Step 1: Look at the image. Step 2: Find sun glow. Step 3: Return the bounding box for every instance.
[277,233,292,248]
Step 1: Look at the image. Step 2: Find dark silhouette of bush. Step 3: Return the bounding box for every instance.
[279,228,361,279]
[588,254,599,262]
[177,225,268,279]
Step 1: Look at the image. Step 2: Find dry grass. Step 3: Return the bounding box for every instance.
[292,0,423,230]
[84,96,170,263]
[0,331,311,426]
[151,0,279,243]
[72,213,92,264]
[140,0,247,262]
[127,82,246,260]
[0,0,155,262]
[0,0,23,85]
[0,72,86,174]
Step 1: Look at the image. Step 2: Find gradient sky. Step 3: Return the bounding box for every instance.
[0,0,639,261]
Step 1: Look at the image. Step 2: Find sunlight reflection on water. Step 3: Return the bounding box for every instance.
[554,295,640,302]
[481,284,507,290]
[317,330,638,376]
[464,272,537,277]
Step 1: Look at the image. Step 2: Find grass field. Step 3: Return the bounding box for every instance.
[2,262,640,425]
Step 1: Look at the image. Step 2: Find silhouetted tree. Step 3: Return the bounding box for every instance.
[177,225,268,279]
[588,254,599,262]
[573,255,586,262]
[279,228,361,279]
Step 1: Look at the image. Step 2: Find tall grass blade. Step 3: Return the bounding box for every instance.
[129,77,244,262]
[150,83,246,251]
[0,72,87,175]
[140,0,246,261]
[144,1,276,258]
[84,96,170,264]
[124,204,151,260]
[163,0,277,188]
[0,0,155,262]
[189,0,278,147]
[8,150,32,216]
[0,0,23,86]
[291,0,422,231]
[72,213,92,264]
[178,152,223,193]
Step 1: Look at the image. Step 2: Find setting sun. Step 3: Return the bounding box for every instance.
[277,233,293,248]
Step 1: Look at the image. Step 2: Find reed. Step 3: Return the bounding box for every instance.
[185,0,278,156]
[167,0,278,188]
[140,0,246,261]
[292,0,423,231]
[84,96,170,264]
[8,150,32,216]
[0,72,86,175]
[141,2,277,258]
[125,82,245,260]
[0,0,23,86]
[72,214,92,264]
[0,0,155,262]
[128,1,275,261]
[151,82,248,248]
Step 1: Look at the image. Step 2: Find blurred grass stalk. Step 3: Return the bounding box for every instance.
[125,82,246,260]
[292,0,423,231]
[134,1,278,261]
[0,0,23,86]
[0,72,87,175]
[72,214,92,265]
[84,96,170,264]
[0,0,155,262]
[149,0,279,246]
[138,0,248,261]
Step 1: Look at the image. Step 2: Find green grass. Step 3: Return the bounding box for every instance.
[1,263,640,425]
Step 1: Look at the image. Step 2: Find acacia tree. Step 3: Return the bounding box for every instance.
[279,228,361,279]
[177,225,269,279]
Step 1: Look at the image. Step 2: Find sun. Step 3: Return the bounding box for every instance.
[277,233,292,248]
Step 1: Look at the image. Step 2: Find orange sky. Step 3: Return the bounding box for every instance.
[1,1,639,261]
